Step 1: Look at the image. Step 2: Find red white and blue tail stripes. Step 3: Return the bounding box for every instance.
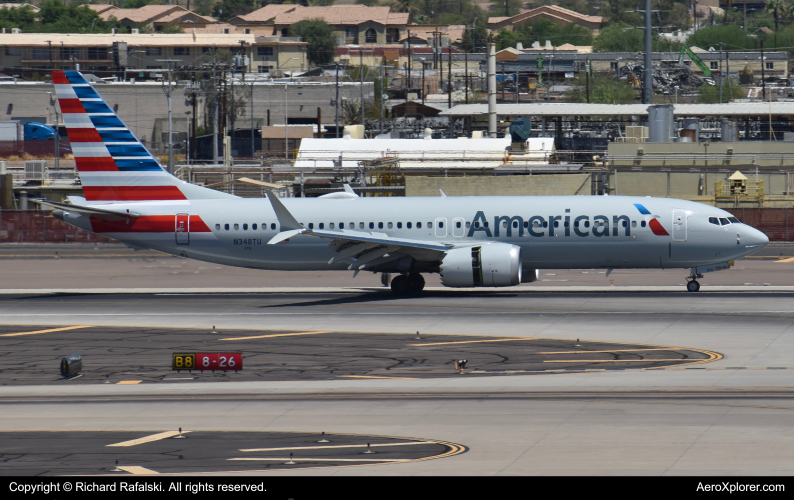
[53,71,186,202]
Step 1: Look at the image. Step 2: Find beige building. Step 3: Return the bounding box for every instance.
[89,4,216,32]
[0,32,307,74]
[488,6,604,33]
[229,5,409,46]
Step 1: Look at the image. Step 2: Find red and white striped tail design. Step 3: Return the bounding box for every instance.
[53,70,186,202]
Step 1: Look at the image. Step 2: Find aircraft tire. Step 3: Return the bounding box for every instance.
[687,280,700,292]
[390,274,409,295]
[408,273,425,292]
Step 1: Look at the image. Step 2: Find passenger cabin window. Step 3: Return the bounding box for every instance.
[319,223,324,229]
[243,223,248,230]
[456,221,462,228]
[397,222,403,228]
[369,222,374,229]
[709,217,720,225]
[308,223,314,229]
[388,222,393,228]
[428,222,433,228]
[640,221,646,227]
[234,224,239,230]
[502,221,508,229]
[631,221,637,227]
[215,224,221,230]
[271,223,277,230]
[378,222,383,229]
[407,222,412,229]
[329,223,335,229]
[252,224,257,230]
[466,222,471,228]
[359,222,365,229]
[417,222,422,228]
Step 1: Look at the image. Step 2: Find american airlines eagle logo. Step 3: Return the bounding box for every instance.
[633,203,670,236]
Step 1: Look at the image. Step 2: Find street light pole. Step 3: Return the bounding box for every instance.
[156,58,181,174]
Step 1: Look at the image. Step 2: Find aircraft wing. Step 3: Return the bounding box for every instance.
[265,193,452,270]
[33,199,140,221]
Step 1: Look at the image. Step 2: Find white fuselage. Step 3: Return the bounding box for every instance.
[60,195,769,273]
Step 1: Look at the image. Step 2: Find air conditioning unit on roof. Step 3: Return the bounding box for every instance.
[24,160,46,181]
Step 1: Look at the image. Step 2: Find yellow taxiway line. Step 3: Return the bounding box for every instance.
[240,442,430,453]
[116,380,142,385]
[108,430,190,447]
[228,458,407,462]
[410,338,536,347]
[545,359,688,363]
[0,325,92,337]
[220,331,329,341]
[776,257,794,263]
[537,348,679,355]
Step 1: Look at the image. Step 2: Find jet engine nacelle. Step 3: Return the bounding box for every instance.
[440,243,522,287]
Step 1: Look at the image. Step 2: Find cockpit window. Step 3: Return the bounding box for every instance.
[728,217,740,223]
[708,217,720,225]
[719,217,730,225]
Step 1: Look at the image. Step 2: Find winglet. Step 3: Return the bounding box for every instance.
[266,192,304,231]
[343,184,359,197]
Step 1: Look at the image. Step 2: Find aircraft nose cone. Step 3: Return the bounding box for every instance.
[744,227,769,249]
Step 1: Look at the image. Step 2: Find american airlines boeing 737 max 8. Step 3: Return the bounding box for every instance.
[43,71,769,293]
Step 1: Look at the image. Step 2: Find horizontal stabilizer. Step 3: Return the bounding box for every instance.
[33,199,139,220]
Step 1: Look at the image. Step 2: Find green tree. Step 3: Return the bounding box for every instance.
[593,22,681,53]
[0,4,37,31]
[390,0,423,18]
[117,0,160,8]
[192,0,216,16]
[290,19,336,65]
[766,0,785,33]
[212,0,257,22]
[564,74,638,104]
[696,79,746,103]
[686,25,757,51]
[35,0,121,33]
[494,19,593,50]
[355,0,379,5]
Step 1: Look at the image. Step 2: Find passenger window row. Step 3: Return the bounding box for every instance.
[216,223,278,231]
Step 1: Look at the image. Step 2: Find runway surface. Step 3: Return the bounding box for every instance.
[2,249,794,474]
[1,431,463,475]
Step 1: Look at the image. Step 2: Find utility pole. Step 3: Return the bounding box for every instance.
[421,57,426,104]
[464,26,469,103]
[406,29,411,97]
[448,43,452,111]
[379,62,384,134]
[718,42,724,104]
[213,63,219,164]
[156,58,181,174]
[360,49,365,130]
[335,62,340,138]
[761,40,766,101]
[642,0,653,104]
[250,80,255,157]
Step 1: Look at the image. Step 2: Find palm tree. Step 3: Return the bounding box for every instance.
[765,0,785,34]
[390,0,422,17]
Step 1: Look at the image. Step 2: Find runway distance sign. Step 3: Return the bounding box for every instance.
[172,353,243,371]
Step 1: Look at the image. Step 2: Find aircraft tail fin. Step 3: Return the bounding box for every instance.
[52,70,233,202]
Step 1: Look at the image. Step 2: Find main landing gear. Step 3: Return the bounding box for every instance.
[686,272,703,292]
[390,273,425,295]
